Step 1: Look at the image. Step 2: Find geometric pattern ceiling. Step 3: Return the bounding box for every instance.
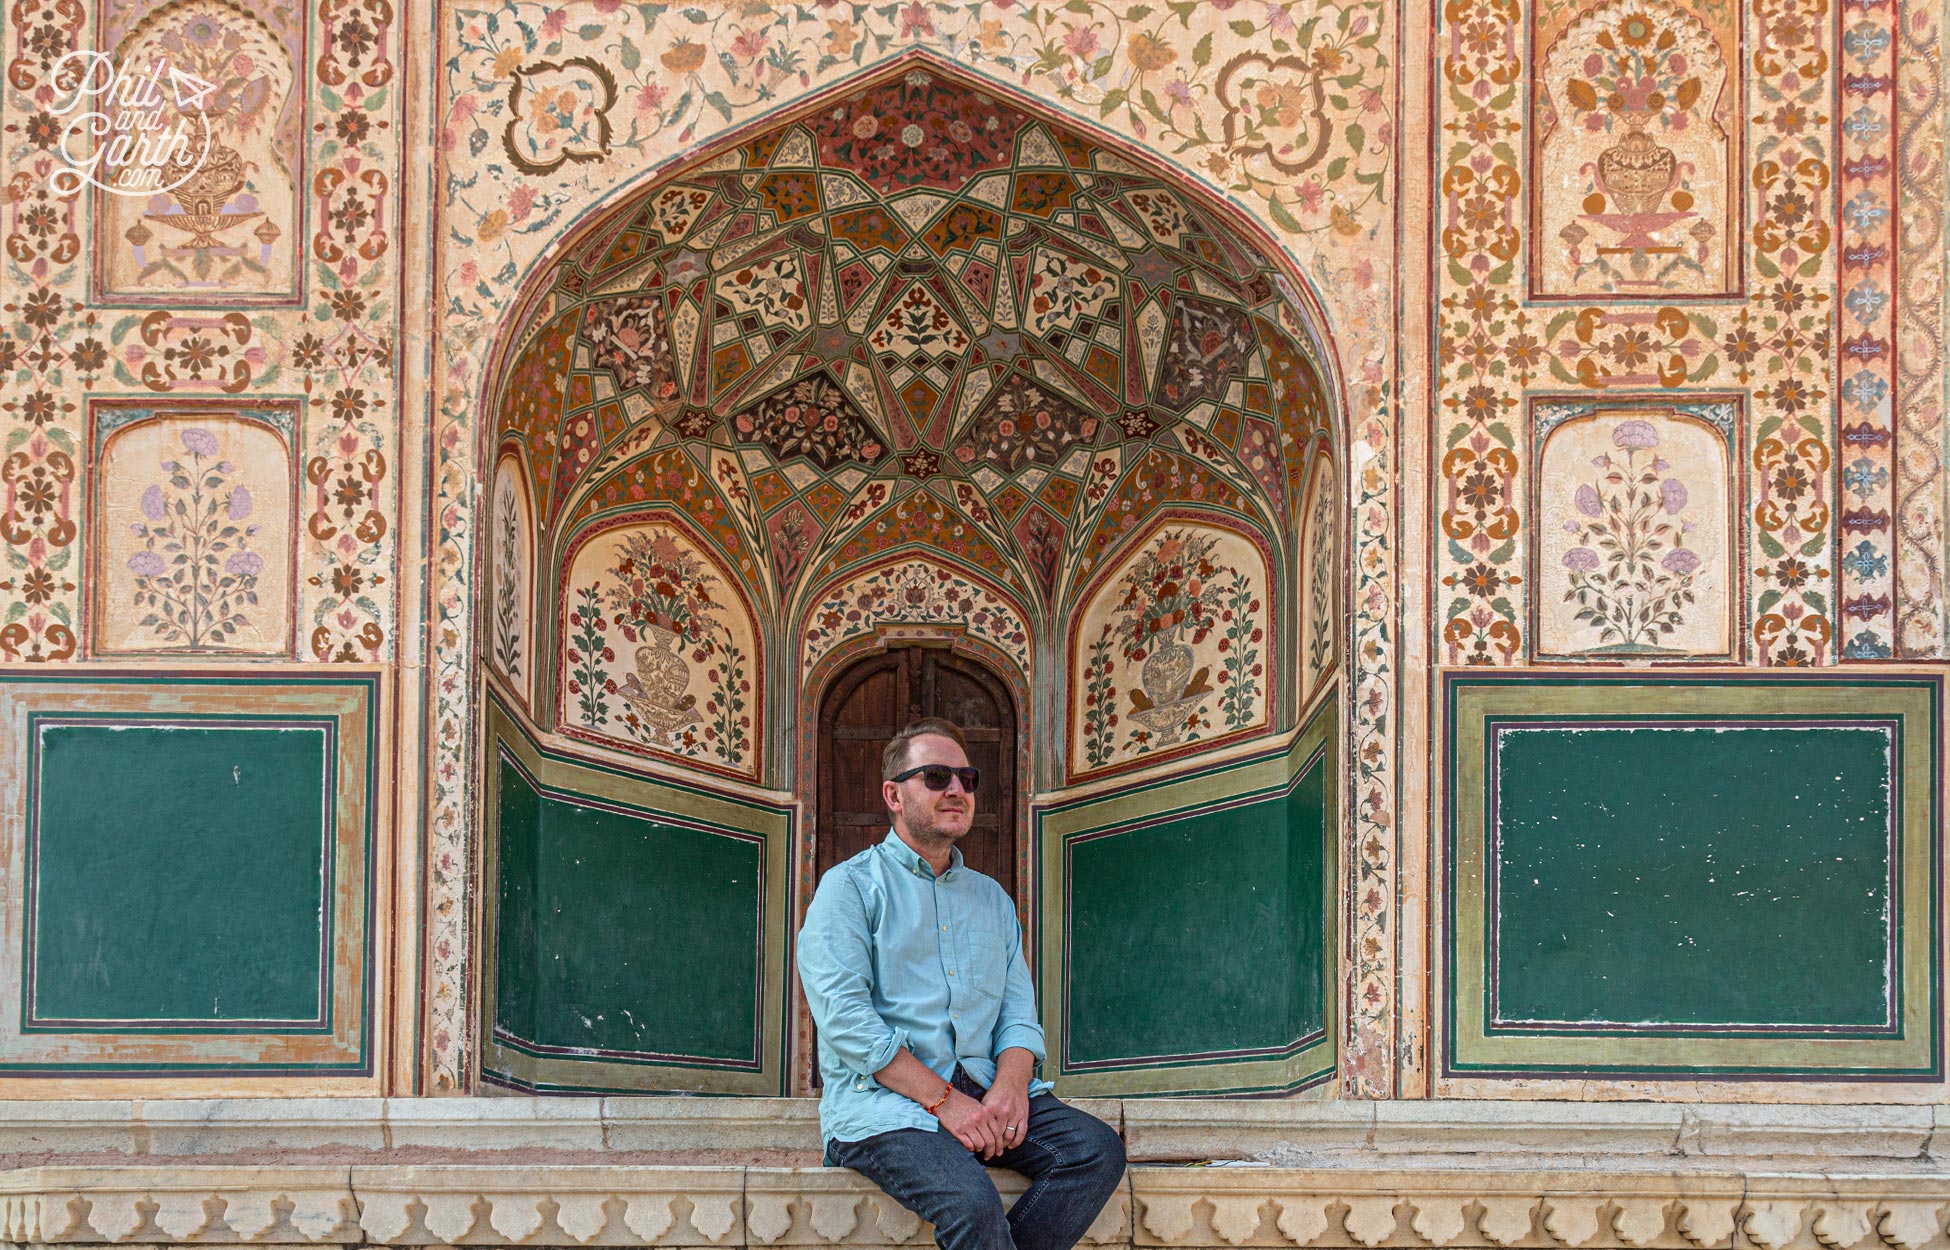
[494,68,1333,617]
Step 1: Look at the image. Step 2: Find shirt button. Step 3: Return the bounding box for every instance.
[948,970,956,977]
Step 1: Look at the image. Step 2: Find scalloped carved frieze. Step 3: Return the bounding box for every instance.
[0,1171,1947,1250]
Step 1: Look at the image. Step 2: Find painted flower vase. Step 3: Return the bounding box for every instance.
[1597,124,1677,214]
[1141,639,1195,708]
[637,623,691,707]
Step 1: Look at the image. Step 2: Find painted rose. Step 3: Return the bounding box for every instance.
[1612,420,1659,449]
[226,552,264,577]
[1661,477,1688,514]
[140,485,165,521]
[228,486,253,521]
[1562,547,1602,571]
[180,428,220,457]
[127,551,166,577]
[1661,548,1702,575]
[1575,484,1602,517]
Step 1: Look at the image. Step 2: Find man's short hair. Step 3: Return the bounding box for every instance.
[882,717,969,783]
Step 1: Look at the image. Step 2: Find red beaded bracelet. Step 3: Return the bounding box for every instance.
[923,1083,951,1116]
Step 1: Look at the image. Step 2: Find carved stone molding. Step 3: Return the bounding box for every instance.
[0,1167,1947,1250]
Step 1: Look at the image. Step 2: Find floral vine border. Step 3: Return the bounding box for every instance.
[1895,0,1949,659]
[427,2,1401,1093]
[1836,0,1899,658]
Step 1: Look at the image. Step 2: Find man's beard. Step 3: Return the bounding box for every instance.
[906,804,971,845]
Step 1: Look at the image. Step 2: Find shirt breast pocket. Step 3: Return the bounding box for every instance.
[963,927,1010,1003]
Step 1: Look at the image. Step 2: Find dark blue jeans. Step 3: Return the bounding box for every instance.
[825,1067,1126,1250]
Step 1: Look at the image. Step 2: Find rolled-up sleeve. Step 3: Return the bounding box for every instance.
[990,910,1046,1063]
[797,867,907,1078]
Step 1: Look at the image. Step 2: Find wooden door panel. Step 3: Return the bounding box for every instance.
[818,658,903,873]
[928,656,1011,892]
[816,647,1016,897]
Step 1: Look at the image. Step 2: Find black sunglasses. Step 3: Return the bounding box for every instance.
[891,764,982,793]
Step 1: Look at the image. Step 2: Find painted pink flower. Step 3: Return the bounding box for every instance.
[140,484,165,520]
[228,485,253,520]
[127,551,165,577]
[1660,477,1688,514]
[1575,484,1602,517]
[226,551,264,577]
[1613,419,1659,448]
[181,428,219,457]
[1562,547,1601,571]
[1661,548,1701,575]
[1062,24,1100,58]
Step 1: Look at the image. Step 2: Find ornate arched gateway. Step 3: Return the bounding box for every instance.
[473,57,1346,1097]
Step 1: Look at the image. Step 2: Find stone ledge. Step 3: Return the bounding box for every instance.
[2,1164,1950,1249]
[0,1102,1943,1167]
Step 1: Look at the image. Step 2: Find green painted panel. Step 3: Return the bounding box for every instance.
[492,753,543,1045]
[496,759,763,1063]
[32,724,329,1024]
[1493,723,1893,1028]
[1066,752,1328,1065]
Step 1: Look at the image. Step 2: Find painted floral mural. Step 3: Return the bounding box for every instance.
[1533,0,1735,297]
[1559,420,1701,648]
[126,429,264,648]
[1535,405,1735,660]
[1299,457,1338,700]
[1072,522,1270,777]
[97,0,304,303]
[560,522,758,777]
[94,413,293,657]
[802,558,1032,675]
[489,459,531,691]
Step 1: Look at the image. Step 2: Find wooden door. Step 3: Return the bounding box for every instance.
[816,646,1016,894]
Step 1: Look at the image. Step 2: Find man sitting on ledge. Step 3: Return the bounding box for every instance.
[797,716,1127,1250]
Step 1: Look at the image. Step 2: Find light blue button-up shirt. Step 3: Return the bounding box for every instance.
[797,828,1051,1145]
